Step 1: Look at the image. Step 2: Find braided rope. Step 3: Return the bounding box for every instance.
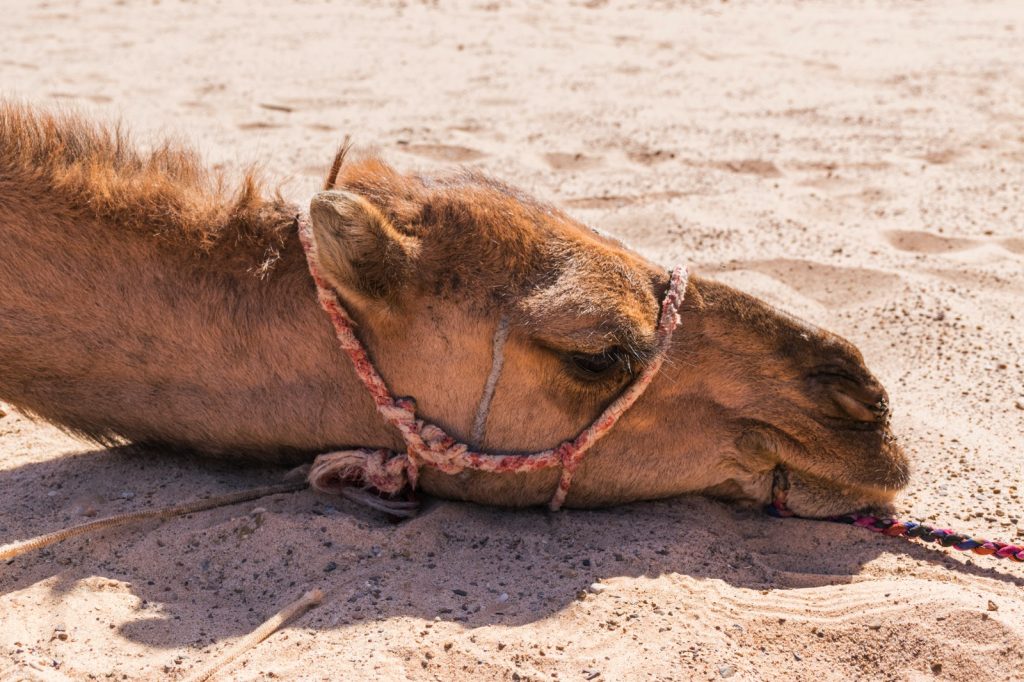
[767,485,1024,563]
[296,213,688,511]
[832,513,1024,561]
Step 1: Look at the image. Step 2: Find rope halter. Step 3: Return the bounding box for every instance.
[296,213,689,511]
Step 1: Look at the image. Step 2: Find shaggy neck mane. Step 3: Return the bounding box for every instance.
[0,103,298,273]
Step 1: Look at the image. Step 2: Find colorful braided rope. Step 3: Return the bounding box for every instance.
[768,504,1024,562]
[834,514,1024,561]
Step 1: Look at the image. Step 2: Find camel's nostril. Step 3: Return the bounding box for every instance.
[809,368,890,424]
[832,389,886,423]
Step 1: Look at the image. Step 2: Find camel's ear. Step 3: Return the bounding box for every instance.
[308,190,420,302]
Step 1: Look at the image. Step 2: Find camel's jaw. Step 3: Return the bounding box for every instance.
[662,275,911,517]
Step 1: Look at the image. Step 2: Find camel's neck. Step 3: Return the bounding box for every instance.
[0,200,400,461]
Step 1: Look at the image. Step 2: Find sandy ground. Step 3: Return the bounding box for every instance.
[2,0,1024,680]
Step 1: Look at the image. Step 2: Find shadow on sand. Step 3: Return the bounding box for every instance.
[2,444,1021,651]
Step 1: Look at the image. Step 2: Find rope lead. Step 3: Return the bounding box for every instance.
[0,481,307,562]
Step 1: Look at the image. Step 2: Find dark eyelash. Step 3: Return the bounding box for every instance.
[568,348,628,378]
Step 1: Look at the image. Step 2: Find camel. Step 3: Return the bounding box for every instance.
[0,103,909,518]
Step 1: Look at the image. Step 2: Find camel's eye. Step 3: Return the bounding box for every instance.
[568,348,627,379]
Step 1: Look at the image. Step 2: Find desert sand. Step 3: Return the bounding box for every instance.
[2,1,1024,680]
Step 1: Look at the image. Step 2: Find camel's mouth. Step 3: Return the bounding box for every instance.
[764,456,904,519]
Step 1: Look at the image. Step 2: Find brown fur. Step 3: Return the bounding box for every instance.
[0,102,295,273]
[323,136,351,191]
[0,103,909,517]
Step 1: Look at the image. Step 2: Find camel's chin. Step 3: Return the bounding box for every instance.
[700,466,902,519]
[782,482,900,519]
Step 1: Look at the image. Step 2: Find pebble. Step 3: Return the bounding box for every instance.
[324,561,338,573]
[718,665,736,678]
[988,600,999,611]
[588,582,608,594]
[497,592,509,603]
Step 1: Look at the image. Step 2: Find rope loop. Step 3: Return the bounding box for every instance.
[307,449,410,496]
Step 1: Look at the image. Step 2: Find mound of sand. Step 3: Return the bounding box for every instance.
[2,1,1022,679]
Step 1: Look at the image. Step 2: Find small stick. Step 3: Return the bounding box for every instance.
[181,588,324,682]
[0,481,307,562]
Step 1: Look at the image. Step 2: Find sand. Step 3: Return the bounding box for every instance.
[2,0,1024,679]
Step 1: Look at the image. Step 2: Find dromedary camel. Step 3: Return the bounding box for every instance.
[0,104,908,518]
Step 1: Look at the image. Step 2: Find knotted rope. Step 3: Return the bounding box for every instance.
[297,213,689,511]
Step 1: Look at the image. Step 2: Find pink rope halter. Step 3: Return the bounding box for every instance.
[296,213,689,511]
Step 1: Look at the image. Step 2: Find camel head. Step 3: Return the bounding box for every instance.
[307,157,909,518]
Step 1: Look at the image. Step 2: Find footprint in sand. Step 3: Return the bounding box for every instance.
[920,149,960,165]
[716,258,900,309]
[48,92,112,104]
[883,229,977,254]
[1000,237,1024,255]
[713,159,782,178]
[237,121,284,131]
[401,144,486,162]
[562,191,688,210]
[626,148,677,166]
[544,152,603,171]
[886,230,1024,257]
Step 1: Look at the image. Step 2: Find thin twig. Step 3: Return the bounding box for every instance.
[181,588,325,682]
